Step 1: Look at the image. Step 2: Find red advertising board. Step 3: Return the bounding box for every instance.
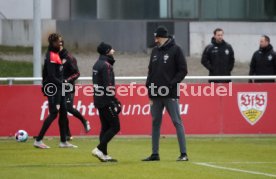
[0,83,275,136]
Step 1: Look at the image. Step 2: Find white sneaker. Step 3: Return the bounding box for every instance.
[104,155,118,162]
[33,140,50,149]
[59,142,78,148]
[104,155,112,160]
[92,148,107,162]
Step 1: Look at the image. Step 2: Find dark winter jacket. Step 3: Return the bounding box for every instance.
[249,44,276,83]
[42,46,64,92]
[146,37,188,98]
[92,55,118,108]
[201,38,235,83]
[59,49,80,92]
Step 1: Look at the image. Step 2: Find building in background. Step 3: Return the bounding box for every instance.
[0,0,276,62]
[0,0,51,19]
[53,0,276,21]
[1,0,275,21]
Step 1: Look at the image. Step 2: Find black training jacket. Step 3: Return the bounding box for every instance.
[201,38,235,82]
[249,44,276,83]
[146,38,188,98]
[42,48,64,89]
[59,49,80,91]
[92,55,117,108]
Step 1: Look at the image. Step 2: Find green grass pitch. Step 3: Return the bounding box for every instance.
[0,137,276,179]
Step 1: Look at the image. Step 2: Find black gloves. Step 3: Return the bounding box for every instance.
[109,99,122,115]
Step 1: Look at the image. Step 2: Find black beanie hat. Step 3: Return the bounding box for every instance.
[97,42,112,55]
[154,26,169,38]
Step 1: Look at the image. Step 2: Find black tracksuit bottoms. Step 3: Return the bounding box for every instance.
[97,105,120,155]
[65,92,87,137]
[36,94,67,142]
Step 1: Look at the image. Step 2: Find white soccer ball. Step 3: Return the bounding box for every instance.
[15,130,28,142]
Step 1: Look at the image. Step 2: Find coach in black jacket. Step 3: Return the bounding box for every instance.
[146,33,188,98]
[143,26,188,162]
[201,28,235,83]
[91,42,120,162]
[249,35,276,83]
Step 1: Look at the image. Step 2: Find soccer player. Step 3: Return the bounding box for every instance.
[91,42,121,162]
[59,41,91,140]
[201,28,235,83]
[249,35,276,83]
[33,33,77,149]
[143,26,188,161]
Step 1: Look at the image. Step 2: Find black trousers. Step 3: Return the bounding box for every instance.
[65,92,87,137]
[97,106,120,155]
[37,94,67,142]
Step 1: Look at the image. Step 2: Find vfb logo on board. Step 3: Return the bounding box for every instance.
[237,92,267,125]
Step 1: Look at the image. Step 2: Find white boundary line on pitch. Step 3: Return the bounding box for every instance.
[204,162,276,164]
[193,162,276,178]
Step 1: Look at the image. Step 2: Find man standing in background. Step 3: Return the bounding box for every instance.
[201,28,235,83]
[249,35,276,83]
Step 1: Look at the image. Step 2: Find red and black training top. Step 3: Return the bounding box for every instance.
[42,50,64,88]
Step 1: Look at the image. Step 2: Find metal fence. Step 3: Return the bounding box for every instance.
[0,76,276,85]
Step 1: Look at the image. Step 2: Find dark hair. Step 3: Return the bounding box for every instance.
[213,28,224,35]
[48,33,61,45]
[262,35,270,43]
